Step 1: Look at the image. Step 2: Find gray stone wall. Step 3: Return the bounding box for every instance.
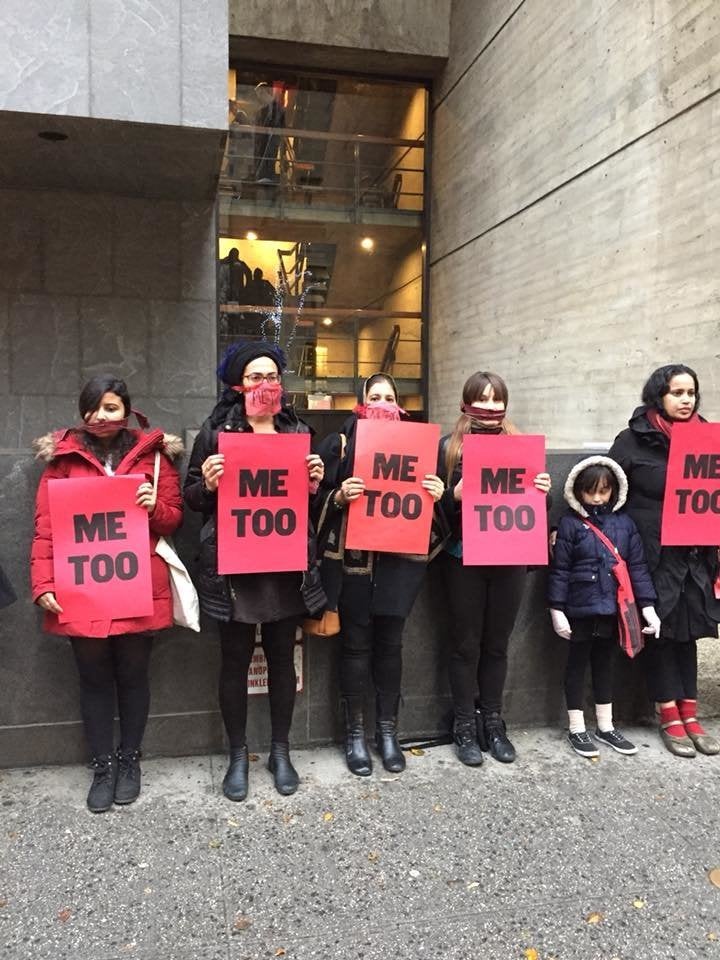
[0,0,228,129]
[429,0,720,445]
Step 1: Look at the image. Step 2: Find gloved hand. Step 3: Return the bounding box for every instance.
[641,606,661,638]
[550,609,572,640]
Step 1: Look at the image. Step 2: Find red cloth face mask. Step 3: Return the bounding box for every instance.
[239,381,283,416]
[354,401,405,422]
[82,418,129,438]
[461,404,505,425]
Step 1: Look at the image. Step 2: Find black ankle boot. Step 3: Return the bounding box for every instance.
[341,697,372,776]
[223,745,249,801]
[375,695,406,773]
[453,715,484,766]
[87,754,117,813]
[267,742,299,796]
[483,711,516,763]
[114,747,142,805]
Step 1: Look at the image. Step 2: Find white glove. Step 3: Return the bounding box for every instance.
[641,606,661,638]
[550,609,572,640]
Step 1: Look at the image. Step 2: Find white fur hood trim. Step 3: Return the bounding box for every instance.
[563,455,628,517]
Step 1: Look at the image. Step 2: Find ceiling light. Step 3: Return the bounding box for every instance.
[360,237,374,251]
[322,317,333,326]
[246,231,258,241]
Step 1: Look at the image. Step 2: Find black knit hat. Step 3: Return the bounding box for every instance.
[217,340,287,387]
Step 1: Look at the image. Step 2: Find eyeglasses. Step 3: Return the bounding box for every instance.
[244,372,281,385]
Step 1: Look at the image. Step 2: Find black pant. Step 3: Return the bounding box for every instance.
[338,609,404,713]
[70,633,153,757]
[642,637,698,702]
[564,619,616,710]
[438,552,526,716]
[218,617,298,748]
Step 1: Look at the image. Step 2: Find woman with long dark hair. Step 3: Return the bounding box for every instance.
[608,364,720,757]
[31,375,184,811]
[314,373,446,776]
[436,371,551,766]
[184,341,324,799]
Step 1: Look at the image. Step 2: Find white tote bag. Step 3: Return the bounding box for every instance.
[153,452,201,632]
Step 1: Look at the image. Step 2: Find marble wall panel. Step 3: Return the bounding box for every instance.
[0,191,45,294]
[9,294,81,396]
[89,0,181,125]
[0,294,9,397]
[79,296,150,396]
[0,0,90,115]
[43,193,114,296]
[181,0,228,130]
[113,198,181,300]
[181,202,218,302]
[148,300,217,399]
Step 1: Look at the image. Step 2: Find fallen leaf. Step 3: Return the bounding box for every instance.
[322,811,334,822]
[227,818,240,828]
[709,868,720,888]
[380,776,400,782]
[632,898,646,909]
[249,753,260,762]
[282,814,294,825]
[585,911,604,925]
[523,949,539,960]
[589,757,600,764]
[409,868,420,878]
[233,915,253,932]
[409,747,425,756]
[143,887,152,895]
[360,789,380,800]
[208,838,222,849]
[466,881,479,890]
[0,900,7,909]
[275,949,286,957]
[707,932,719,942]
[57,908,72,923]
[433,803,443,813]
[121,942,136,952]
[368,851,380,863]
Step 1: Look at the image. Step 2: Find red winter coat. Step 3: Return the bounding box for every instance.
[31,428,184,638]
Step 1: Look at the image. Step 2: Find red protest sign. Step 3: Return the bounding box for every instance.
[661,421,720,545]
[345,420,440,554]
[461,434,548,566]
[217,433,310,574]
[48,476,153,623]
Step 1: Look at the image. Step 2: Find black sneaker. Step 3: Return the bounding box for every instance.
[567,731,599,758]
[114,748,142,804]
[87,755,117,813]
[594,728,637,755]
[453,720,484,766]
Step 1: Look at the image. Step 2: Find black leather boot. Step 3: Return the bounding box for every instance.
[482,711,516,763]
[375,694,406,773]
[267,742,299,796]
[87,754,117,813]
[341,697,372,776]
[223,745,249,801]
[453,714,484,766]
[114,747,142,804]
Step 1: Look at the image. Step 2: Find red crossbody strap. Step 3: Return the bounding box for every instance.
[583,519,620,558]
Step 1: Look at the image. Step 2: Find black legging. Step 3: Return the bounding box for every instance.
[70,633,153,757]
[438,552,526,715]
[642,637,698,702]
[338,609,404,710]
[218,617,298,748]
[564,619,616,710]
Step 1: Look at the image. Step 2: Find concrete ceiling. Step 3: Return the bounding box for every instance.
[0,111,226,201]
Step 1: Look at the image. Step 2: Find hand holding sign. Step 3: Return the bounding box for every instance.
[201,453,225,492]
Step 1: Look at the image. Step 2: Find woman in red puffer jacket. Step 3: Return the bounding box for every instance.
[30,374,183,812]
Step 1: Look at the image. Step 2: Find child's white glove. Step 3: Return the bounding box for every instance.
[550,609,572,639]
[641,606,661,638]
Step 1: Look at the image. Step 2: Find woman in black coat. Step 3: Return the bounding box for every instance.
[608,364,720,757]
[184,341,324,798]
[314,373,446,776]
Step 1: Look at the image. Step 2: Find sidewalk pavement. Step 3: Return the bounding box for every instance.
[1,726,719,960]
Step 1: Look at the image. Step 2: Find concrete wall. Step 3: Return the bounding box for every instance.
[0,0,228,129]
[429,0,720,445]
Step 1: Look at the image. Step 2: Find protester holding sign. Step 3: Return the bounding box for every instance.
[30,375,183,812]
[548,456,659,758]
[314,374,446,777]
[184,341,324,800]
[608,364,720,757]
[436,371,551,766]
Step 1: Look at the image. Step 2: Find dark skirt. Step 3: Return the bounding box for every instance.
[229,571,305,624]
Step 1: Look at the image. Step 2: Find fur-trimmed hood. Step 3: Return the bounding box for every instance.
[33,429,184,463]
[563,455,628,517]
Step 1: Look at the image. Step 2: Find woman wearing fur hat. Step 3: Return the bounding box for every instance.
[548,457,659,757]
[184,340,324,799]
[313,373,447,777]
[436,371,552,766]
[608,364,720,757]
[30,375,184,812]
